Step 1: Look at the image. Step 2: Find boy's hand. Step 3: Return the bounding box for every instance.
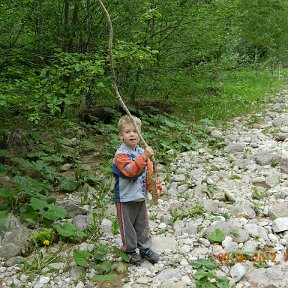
[143,146,154,159]
[154,188,161,198]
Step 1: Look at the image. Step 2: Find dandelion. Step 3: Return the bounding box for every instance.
[43,239,50,246]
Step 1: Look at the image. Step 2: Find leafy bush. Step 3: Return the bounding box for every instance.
[73,244,129,284]
[191,258,233,288]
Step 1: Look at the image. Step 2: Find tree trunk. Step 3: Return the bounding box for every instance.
[63,0,70,52]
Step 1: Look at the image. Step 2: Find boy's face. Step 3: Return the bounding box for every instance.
[119,123,140,150]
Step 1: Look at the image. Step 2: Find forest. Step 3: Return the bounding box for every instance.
[1,0,288,285]
[1,0,288,124]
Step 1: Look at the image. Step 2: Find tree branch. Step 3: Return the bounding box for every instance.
[96,0,159,204]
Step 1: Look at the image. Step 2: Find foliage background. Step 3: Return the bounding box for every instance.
[1,0,288,124]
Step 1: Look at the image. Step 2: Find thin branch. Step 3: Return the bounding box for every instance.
[96,0,159,204]
[96,0,148,148]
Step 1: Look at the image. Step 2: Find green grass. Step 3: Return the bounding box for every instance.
[170,67,288,124]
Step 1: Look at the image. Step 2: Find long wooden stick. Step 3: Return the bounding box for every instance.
[97,0,159,204]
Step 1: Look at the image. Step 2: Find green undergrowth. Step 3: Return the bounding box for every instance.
[0,110,200,241]
[171,67,288,124]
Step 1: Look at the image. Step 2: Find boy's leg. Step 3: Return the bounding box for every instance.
[134,201,152,250]
[116,201,139,253]
[135,201,159,264]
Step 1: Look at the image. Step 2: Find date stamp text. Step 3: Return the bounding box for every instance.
[217,252,288,264]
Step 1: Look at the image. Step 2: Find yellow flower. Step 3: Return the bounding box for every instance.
[43,239,50,246]
[138,55,145,60]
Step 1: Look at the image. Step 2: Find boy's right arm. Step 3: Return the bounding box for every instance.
[115,153,148,177]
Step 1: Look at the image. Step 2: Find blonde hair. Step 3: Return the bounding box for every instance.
[118,115,141,132]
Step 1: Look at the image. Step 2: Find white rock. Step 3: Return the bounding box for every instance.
[159,223,167,230]
[272,217,288,232]
[230,263,247,282]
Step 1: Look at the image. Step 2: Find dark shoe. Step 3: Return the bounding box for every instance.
[140,248,159,264]
[127,251,141,264]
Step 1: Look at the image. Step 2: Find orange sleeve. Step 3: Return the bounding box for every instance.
[115,153,148,177]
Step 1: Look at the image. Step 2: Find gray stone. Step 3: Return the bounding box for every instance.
[173,220,185,236]
[2,226,32,256]
[280,126,288,133]
[191,247,209,256]
[160,280,187,288]
[4,256,25,267]
[246,264,288,287]
[0,243,21,259]
[230,205,256,219]
[100,219,113,236]
[48,262,66,270]
[72,215,92,231]
[59,163,73,171]
[242,240,258,253]
[173,174,186,182]
[177,184,189,193]
[273,115,288,127]
[269,203,288,220]
[280,157,288,174]
[70,266,85,281]
[245,223,268,240]
[2,214,21,232]
[201,199,219,212]
[224,143,244,153]
[203,219,249,243]
[224,190,236,202]
[255,151,280,166]
[182,221,197,236]
[272,217,288,233]
[60,200,88,218]
[275,133,288,141]
[33,276,50,288]
[223,241,238,253]
[152,236,177,253]
[153,268,181,284]
[230,263,247,282]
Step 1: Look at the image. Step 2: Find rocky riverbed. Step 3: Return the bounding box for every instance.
[1,89,288,287]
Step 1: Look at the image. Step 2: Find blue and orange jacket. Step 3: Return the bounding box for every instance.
[112,143,161,203]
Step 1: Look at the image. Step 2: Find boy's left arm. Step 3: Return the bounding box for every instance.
[146,159,162,197]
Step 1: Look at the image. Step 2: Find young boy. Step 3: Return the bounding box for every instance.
[112,114,162,264]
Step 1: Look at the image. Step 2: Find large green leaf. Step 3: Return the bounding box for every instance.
[208,229,225,243]
[197,258,217,270]
[27,151,48,158]
[73,250,91,268]
[59,177,79,192]
[195,269,217,281]
[30,197,67,221]
[95,261,112,273]
[0,188,17,199]
[20,205,37,224]
[33,160,57,175]
[53,221,86,238]
[0,165,8,176]
[93,250,106,262]
[13,175,52,195]
[92,274,118,282]
[42,154,63,163]
[112,246,130,263]
[11,157,33,169]
[0,211,8,229]
[0,149,11,158]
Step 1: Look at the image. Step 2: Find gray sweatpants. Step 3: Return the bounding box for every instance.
[116,201,152,253]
